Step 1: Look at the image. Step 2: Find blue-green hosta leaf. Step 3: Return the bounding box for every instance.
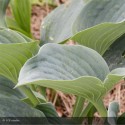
[0,28,33,44]
[40,0,86,44]
[16,44,108,114]
[0,42,39,83]
[0,75,49,111]
[73,0,125,33]
[18,43,109,82]
[107,101,119,125]
[71,22,125,55]
[36,102,58,117]
[0,97,46,117]
[0,0,10,28]
[16,44,125,116]
[0,75,25,99]
[103,68,125,93]
[36,102,60,124]
[10,0,32,37]
[104,34,125,70]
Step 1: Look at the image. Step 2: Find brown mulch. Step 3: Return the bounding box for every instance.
[104,82,125,114]
[31,4,54,40]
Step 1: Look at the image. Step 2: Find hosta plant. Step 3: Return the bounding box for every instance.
[0,0,125,125]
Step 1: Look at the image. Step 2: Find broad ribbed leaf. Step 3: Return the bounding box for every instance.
[10,0,32,37]
[18,43,109,82]
[16,44,125,116]
[104,34,125,70]
[40,0,85,44]
[18,77,104,103]
[71,22,125,55]
[0,75,25,99]
[16,43,109,115]
[36,102,58,117]
[0,76,46,119]
[0,28,33,44]
[0,0,10,28]
[108,101,119,125]
[0,42,39,83]
[0,97,46,117]
[36,102,60,124]
[73,0,125,33]
[104,68,125,92]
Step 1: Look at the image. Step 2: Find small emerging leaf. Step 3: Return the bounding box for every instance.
[108,101,119,125]
[104,34,125,70]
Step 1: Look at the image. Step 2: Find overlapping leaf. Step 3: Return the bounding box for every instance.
[40,0,86,44]
[0,28,33,44]
[16,44,125,116]
[71,22,125,55]
[18,43,109,83]
[13,44,101,114]
[0,76,46,118]
[71,21,125,70]
[36,103,61,124]
[36,102,60,124]
[0,42,39,83]
[104,34,125,70]
[73,0,125,33]
[36,102,58,117]
[0,97,45,117]
[0,75,25,99]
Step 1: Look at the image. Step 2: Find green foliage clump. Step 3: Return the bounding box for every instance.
[0,0,125,124]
